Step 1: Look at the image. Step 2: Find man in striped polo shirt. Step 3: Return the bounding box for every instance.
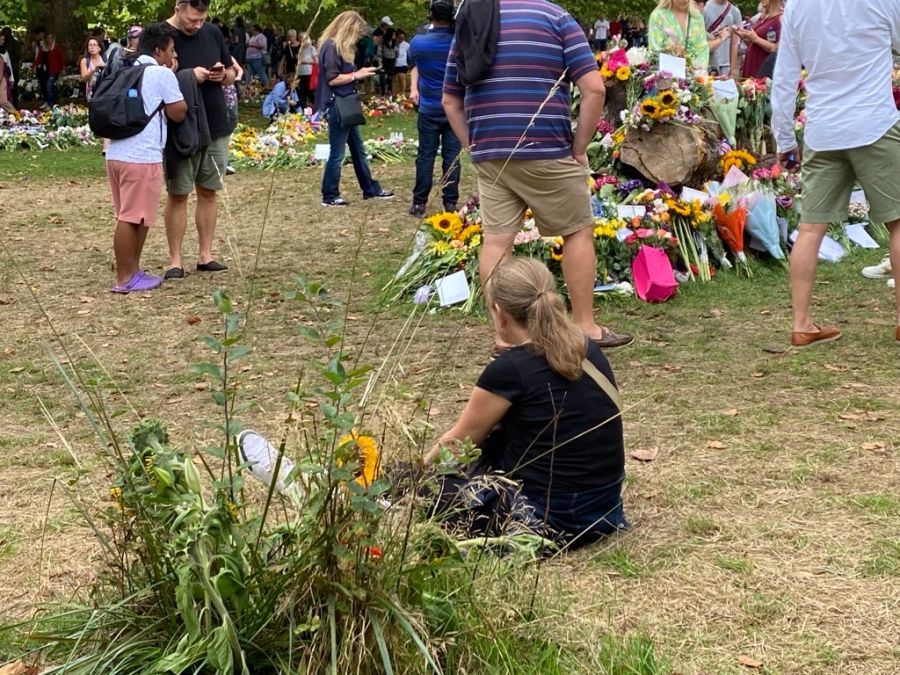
[442,0,633,350]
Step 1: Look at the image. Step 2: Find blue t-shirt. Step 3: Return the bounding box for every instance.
[408,26,454,116]
[314,39,356,113]
[443,0,598,162]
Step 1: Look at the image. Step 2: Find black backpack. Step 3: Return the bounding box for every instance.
[88,64,163,140]
[453,0,500,86]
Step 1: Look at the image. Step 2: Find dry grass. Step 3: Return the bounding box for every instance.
[0,159,899,673]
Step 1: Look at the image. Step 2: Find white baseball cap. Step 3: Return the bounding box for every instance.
[380,16,394,26]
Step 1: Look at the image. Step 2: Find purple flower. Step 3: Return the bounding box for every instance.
[776,195,794,210]
[619,179,643,194]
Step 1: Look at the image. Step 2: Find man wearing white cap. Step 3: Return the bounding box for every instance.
[374,16,396,94]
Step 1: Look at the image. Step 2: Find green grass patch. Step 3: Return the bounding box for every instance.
[851,493,900,518]
[861,539,900,577]
[593,546,642,578]
[686,515,721,537]
[715,554,752,574]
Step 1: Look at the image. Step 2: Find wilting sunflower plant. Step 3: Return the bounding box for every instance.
[10,280,562,673]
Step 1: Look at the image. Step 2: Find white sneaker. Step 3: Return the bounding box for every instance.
[889,278,895,289]
[862,255,891,279]
[237,430,301,497]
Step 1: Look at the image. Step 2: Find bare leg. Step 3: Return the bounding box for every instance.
[561,227,605,340]
[165,192,190,270]
[195,186,219,265]
[790,221,828,332]
[889,218,900,326]
[113,220,140,285]
[479,232,517,346]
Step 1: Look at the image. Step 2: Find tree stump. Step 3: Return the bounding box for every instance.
[619,120,721,187]
[604,81,629,127]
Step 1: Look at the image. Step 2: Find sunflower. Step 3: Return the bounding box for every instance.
[658,89,677,108]
[427,211,463,237]
[720,149,757,175]
[640,98,661,118]
[666,198,692,217]
[612,128,627,145]
[549,237,565,262]
[339,432,381,488]
[616,66,631,81]
[456,223,482,243]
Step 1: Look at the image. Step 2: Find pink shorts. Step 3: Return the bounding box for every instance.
[106,160,163,226]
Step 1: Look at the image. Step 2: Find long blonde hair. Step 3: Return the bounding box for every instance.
[487,258,586,381]
[319,11,366,62]
[656,0,702,13]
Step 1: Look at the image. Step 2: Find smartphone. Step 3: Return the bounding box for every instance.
[209,64,225,73]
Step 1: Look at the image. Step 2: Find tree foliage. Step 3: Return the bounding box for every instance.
[0,0,761,47]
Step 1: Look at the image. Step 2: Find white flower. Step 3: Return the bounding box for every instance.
[600,133,614,149]
[625,47,648,67]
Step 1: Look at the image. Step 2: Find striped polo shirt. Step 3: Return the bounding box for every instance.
[443,0,598,162]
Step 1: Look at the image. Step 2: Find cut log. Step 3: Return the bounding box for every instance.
[603,81,629,127]
[619,120,721,187]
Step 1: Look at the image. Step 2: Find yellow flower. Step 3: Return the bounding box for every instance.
[593,219,619,239]
[549,237,564,262]
[427,211,463,237]
[456,223,482,243]
[615,66,631,81]
[640,98,661,118]
[469,234,482,249]
[339,432,380,488]
[718,193,732,208]
[658,90,677,109]
[429,240,452,256]
[721,149,757,175]
[612,128,626,145]
[226,501,239,522]
[601,65,614,79]
[666,198,692,217]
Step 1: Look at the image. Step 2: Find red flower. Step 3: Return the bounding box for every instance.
[366,546,382,559]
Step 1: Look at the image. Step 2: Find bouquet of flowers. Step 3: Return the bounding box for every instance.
[738,78,770,154]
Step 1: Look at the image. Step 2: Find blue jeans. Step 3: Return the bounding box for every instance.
[245,57,268,86]
[39,74,57,107]
[524,474,629,548]
[412,111,462,207]
[321,106,382,201]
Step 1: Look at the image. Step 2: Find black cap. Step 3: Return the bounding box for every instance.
[430,0,454,21]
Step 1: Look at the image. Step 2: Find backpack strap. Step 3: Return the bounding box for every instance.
[581,359,622,412]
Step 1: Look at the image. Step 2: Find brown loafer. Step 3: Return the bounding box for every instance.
[592,328,635,349]
[790,324,842,348]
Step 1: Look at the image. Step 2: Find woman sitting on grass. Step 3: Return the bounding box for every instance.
[423,258,628,549]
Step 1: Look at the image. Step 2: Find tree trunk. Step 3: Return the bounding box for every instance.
[619,120,721,187]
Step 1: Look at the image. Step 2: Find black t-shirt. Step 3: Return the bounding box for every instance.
[476,340,625,494]
[172,22,234,139]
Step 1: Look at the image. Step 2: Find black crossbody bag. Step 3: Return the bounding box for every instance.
[334,89,366,127]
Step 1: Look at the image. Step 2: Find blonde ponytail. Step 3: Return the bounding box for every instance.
[487,258,586,380]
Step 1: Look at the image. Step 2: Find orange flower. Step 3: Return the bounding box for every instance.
[367,546,383,559]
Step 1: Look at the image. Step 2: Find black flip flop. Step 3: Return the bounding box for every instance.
[196,261,228,272]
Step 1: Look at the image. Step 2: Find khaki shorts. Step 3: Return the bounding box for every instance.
[166,135,230,195]
[107,160,163,226]
[802,122,900,225]
[473,157,594,237]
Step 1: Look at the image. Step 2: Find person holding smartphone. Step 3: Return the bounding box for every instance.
[316,11,394,207]
[164,0,237,280]
[703,0,742,77]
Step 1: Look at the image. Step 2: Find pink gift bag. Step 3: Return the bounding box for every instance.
[632,245,678,303]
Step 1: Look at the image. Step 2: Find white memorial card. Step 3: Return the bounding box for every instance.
[659,53,687,80]
[681,187,709,203]
[849,189,868,206]
[711,79,739,100]
[314,144,331,161]
[435,270,470,307]
[617,205,646,219]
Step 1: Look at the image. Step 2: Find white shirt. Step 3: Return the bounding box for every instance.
[593,19,610,39]
[771,0,900,153]
[106,55,184,164]
[395,40,411,68]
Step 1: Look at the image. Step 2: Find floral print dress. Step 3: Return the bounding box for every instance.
[648,8,710,71]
